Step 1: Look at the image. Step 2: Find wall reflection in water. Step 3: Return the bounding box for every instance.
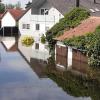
[16,37,100,100]
[45,57,100,100]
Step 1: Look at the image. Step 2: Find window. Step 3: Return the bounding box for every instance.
[45,9,49,15]
[36,24,40,30]
[40,8,49,15]
[41,9,44,15]
[22,24,30,29]
[35,43,39,50]
[27,24,30,29]
[22,24,26,29]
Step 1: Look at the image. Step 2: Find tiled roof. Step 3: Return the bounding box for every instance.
[32,0,100,16]
[32,0,75,15]
[8,9,25,21]
[1,9,25,21]
[0,13,3,19]
[18,6,31,20]
[56,17,100,41]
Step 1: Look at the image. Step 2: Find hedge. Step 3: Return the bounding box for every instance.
[64,26,100,67]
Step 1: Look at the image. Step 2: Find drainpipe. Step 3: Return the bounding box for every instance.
[94,0,96,3]
[3,27,4,37]
[76,0,80,7]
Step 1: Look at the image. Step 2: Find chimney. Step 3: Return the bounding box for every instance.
[76,0,80,7]
[94,0,96,3]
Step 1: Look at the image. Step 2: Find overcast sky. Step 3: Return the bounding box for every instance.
[2,0,32,9]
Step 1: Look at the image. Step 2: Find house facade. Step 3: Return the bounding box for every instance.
[18,0,72,60]
[0,9,23,36]
[1,11,16,27]
[1,9,23,27]
[18,0,100,61]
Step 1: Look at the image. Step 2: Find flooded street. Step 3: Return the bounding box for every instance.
[0,39,99,100]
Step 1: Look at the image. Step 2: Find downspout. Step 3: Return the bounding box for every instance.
[76,0,80,7]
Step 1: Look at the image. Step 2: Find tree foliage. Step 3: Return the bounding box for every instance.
[0,4,5,13]
[25,1,32,9]
[46,7,90,53]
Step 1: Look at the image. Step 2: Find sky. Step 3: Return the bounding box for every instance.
[2,0,32,9]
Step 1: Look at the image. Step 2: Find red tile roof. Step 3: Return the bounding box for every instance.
[1,9,25,21]
[0,13,3,19]
[56,17,100,41]
[8,9,25,21]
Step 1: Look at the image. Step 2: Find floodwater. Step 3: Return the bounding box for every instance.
[0,42,98,100]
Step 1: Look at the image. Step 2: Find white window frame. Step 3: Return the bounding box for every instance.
[36,24,40,30]
[22,24,30,29]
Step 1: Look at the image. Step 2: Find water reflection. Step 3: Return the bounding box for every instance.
[0,37,100,100]
[17,36,100,100]
[46,57,100,100]
[0,43,91,100]
[30,58,47,78]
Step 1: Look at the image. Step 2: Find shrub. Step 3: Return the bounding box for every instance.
[21,36,34,47]
[46,7,90,38]
[64,26,100,67]
[41,34,46,44]
[46,8,90,53]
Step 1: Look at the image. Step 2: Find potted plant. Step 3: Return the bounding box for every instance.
[21,35,34,47]
[41,34,46,44]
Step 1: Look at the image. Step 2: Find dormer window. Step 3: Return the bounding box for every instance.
[40,8,49,15]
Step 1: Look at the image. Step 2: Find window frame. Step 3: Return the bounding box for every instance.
[22,24,30,29]
[35,43,39,50]
[36,24,40,30]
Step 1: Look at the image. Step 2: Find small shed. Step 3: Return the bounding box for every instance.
[0,9,24,36]
[55,17,100,69]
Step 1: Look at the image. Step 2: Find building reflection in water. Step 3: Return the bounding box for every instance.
[56,48,89,74]
[30,58,47,78]
[29,54,100,100]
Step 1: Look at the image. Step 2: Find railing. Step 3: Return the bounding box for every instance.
[31,15,55,22]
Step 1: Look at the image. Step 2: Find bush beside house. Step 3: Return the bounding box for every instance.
[41,34,46,44]
[64,26,100,67]
[46,8,90,53]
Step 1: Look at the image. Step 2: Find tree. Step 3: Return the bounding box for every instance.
[6,4,15,9]
[25,1,32,9]
[0,0,5,13]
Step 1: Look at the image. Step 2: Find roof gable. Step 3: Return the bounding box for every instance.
[1,9,24,21]
[18,7,31,21]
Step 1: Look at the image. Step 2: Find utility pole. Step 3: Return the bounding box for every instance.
[76,0,80,7]
[94,0,96,3]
